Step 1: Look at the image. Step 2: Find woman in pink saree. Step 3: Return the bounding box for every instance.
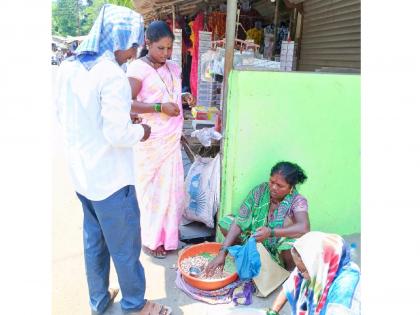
[127,21,194,258]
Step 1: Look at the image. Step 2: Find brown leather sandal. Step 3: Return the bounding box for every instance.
[130,301,172,315]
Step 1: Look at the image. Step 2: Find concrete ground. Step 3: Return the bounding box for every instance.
[52,65,360,315]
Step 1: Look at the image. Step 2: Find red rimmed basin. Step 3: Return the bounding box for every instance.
[178,242,238,291]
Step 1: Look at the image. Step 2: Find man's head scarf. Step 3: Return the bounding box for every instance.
[73,4,144,70]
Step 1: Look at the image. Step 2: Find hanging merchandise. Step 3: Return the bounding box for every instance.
[190,12,204,98]
[246,27,263,46]
[172,29,183,69]
[276,22,289,52]
[200,50,223,82]
[263,25,275,59]
[208,11,227,40]
[197,31,213,83]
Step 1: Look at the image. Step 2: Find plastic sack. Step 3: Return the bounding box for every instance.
[228,237,261,281]
[183,154,220,228]
[191,127,222,147]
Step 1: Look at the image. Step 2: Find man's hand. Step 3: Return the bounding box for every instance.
[130,112,142,124]
[254,226,271,243]
[161,102,180,117]
[204,252,226,277]
[140,124,151,142]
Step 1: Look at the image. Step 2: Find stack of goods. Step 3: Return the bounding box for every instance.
[172,28,182,69]
[191,106,219,122]
[197,81,223,107]
[191,105,220,130]
[235,58,281,71]
[280,40,298,72]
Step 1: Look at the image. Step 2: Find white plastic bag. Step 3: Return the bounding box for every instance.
[191,127,222,147]
[183,154,220,228]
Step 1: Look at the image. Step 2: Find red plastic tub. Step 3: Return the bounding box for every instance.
[178,242,238,291]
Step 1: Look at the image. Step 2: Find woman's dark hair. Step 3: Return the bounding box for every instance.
[270,161,307,186]
[146,21,175,43]
[139,46,148,58]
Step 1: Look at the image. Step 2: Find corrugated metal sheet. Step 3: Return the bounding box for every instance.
[299,0,360,71]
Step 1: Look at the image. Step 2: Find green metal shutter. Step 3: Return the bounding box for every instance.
[299,0,360,71]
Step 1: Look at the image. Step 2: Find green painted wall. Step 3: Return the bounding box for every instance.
[220,70,360,237]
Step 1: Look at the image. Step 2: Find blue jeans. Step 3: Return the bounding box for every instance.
[77,185,146,313]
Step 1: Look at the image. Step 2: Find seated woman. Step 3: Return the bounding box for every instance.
[267,231,361,315]
[206,161,310,274]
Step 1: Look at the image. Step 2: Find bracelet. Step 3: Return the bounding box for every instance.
[153,103,161,112]
[267,309,279,315]
[270,228,275,238]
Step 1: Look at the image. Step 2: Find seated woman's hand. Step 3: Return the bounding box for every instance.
[161,102,180,117]
[204,252,226,277]
[254,226,271,243]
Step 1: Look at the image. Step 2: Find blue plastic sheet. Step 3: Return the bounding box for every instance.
[227,237,261,280]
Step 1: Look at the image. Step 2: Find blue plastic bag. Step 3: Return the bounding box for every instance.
[227,237,261,280]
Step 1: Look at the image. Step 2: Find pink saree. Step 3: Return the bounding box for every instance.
[127,59,184,251]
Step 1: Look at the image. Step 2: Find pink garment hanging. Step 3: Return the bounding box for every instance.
[189,12,204,98]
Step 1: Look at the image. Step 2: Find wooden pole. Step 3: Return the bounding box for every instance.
[272,0,280,60]
[172,5,176,31]
[222,0,237,109]
[219,0,238,229]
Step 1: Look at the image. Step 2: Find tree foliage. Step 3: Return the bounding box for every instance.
[52,0,134,36]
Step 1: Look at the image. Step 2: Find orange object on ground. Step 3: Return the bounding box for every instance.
[178,242,238,291]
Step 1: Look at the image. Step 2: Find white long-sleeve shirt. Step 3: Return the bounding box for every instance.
[55,57,144,201]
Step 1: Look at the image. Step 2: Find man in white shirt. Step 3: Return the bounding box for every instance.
[55,5,170,315]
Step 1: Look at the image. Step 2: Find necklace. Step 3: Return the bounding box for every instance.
[145,55,175,100]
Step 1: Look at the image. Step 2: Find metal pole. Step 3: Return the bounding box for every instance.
[272,0,280,60]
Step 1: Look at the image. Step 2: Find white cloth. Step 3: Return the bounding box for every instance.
[55,57,144,200]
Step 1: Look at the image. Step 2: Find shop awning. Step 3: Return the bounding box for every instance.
[132,0,226,22]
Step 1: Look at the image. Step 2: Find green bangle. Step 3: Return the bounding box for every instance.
[270,228,275,238]
[153,103,161,112]
[267,309,279,315]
